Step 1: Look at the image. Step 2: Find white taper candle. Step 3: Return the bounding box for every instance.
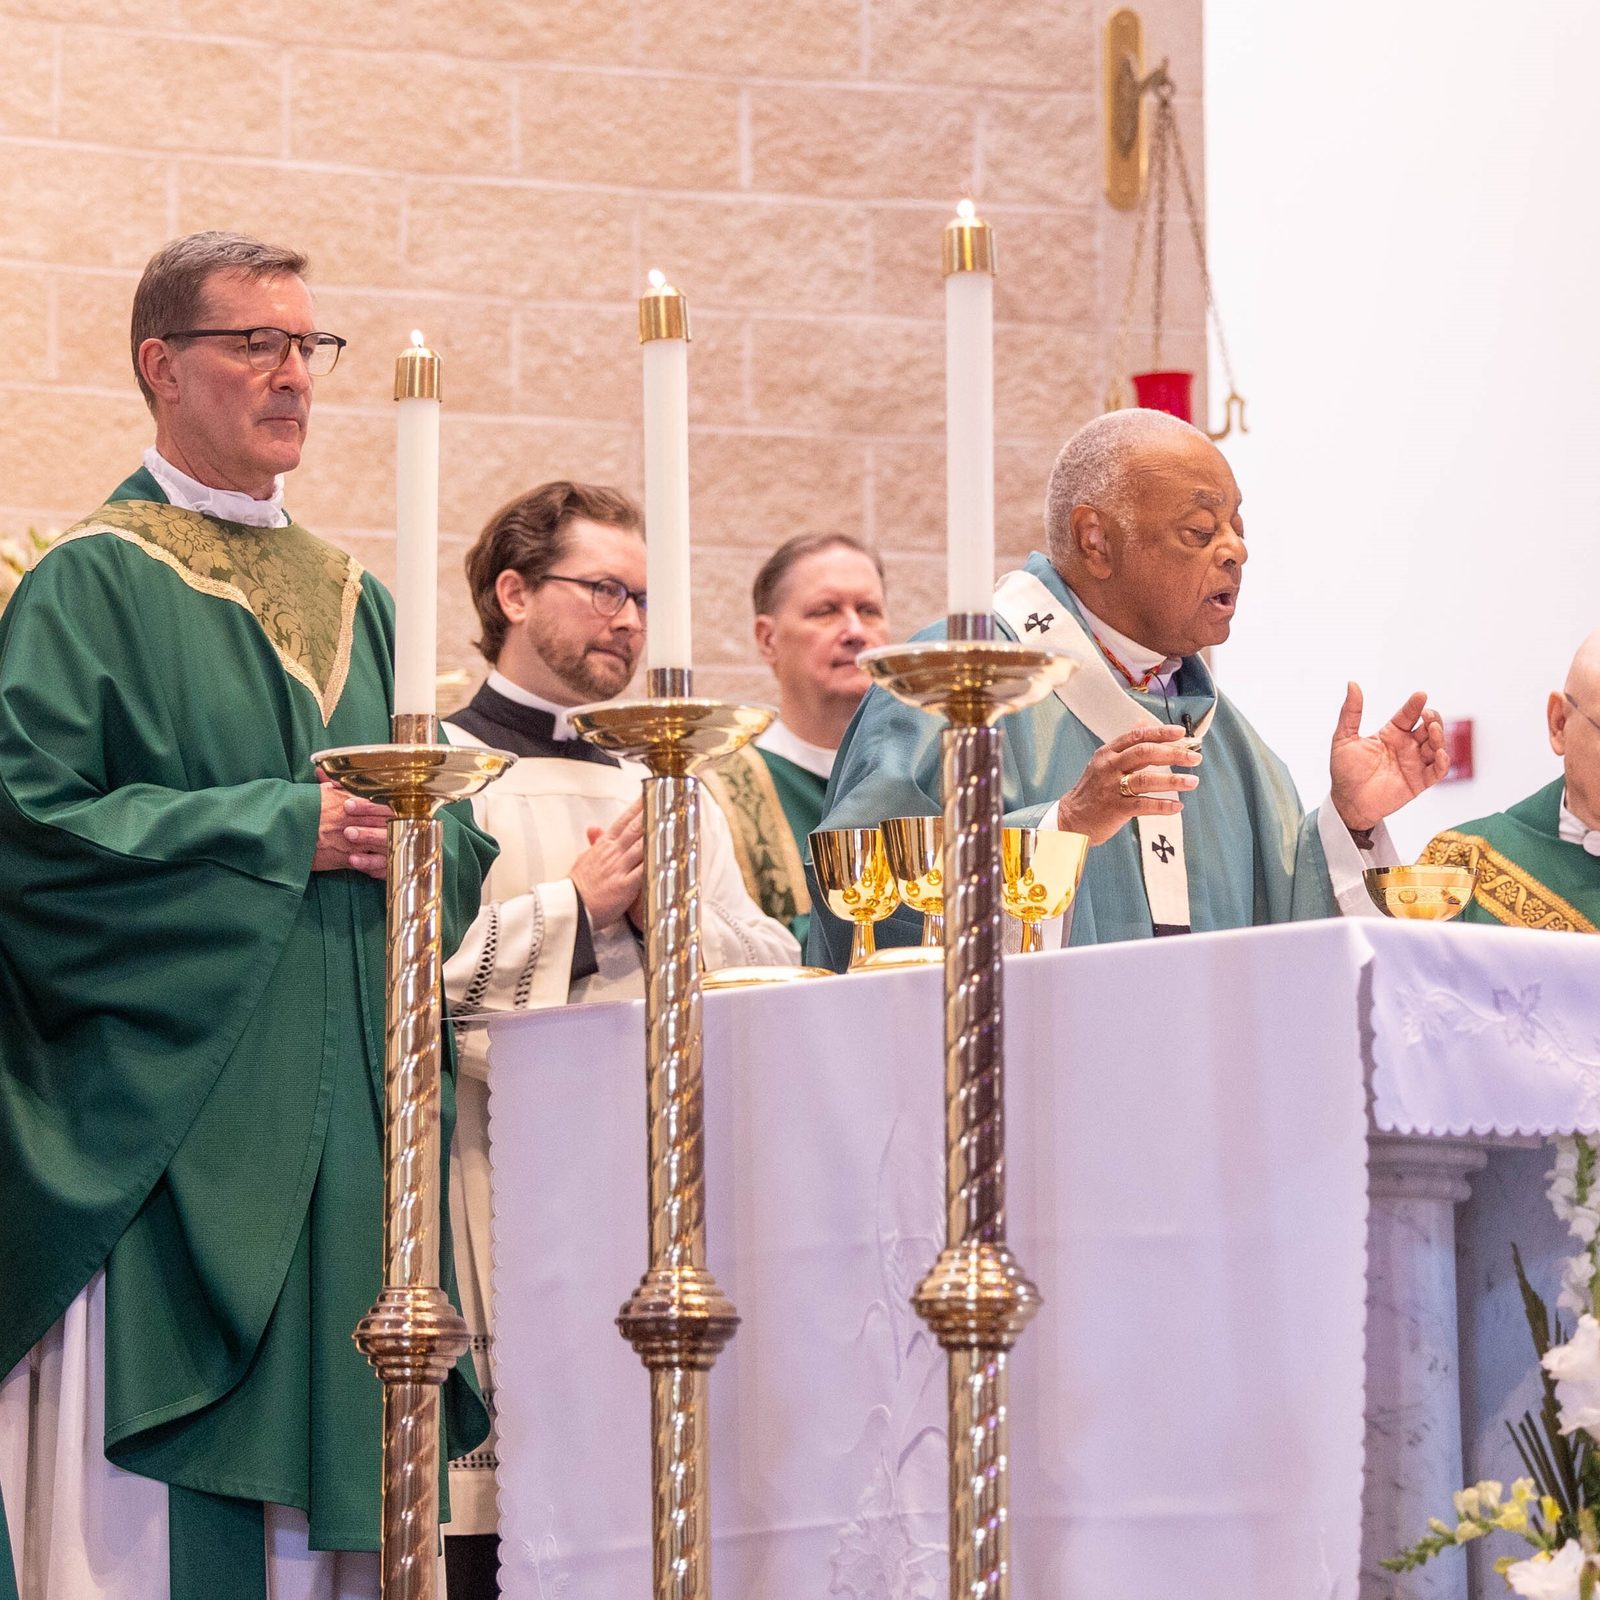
[944,201,997,619]
[639,270,692,673]
[393,330,441,718]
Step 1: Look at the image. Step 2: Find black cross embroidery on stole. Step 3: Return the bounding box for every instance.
[1151,835,1176,863]
[1024,611,1055,633]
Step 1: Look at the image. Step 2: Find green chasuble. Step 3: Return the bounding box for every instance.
[706,742,827,945]
[0,470,494,1596]
[1420,777,1600,932]
[806,550,1338,970]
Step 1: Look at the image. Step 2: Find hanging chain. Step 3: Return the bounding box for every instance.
[1165,94,1245,424]
[1149,84,1172,370]
[1108,69,1248,437]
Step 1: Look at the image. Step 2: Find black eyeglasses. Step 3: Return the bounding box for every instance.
[1567,693,1600,736]
[539,573,648,618]
[163,327,348,376]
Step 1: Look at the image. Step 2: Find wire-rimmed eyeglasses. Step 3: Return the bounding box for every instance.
[1566,692,1600,737]
[163,327,348,376]
[539,573,648,618]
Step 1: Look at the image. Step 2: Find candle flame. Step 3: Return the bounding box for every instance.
[410,329,426,348]
[956,198,976,221]
[647,268,667,291]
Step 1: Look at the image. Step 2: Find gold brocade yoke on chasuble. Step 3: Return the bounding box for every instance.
[1421,830,1597,934]
[53,498,364,725]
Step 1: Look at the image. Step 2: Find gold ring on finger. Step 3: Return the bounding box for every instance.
[1118,772,1136,799]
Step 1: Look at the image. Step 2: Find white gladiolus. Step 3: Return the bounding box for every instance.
[1505,1539,1588,1599]
[1543,1314,1600,1436]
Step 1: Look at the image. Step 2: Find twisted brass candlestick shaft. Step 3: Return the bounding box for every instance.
[316,719,515,1600]
[860,637,1067,1600]
[568,688,767,1600]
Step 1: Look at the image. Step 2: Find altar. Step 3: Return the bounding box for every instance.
[479,918,1600,1600]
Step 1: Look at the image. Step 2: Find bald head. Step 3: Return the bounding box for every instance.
[1044,408,1214,569]
[1552,630,1600,829]
[1566,629,1600,702]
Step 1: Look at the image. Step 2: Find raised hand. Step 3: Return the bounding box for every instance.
[1056,724,1202,846]
[1329,682,1450,834]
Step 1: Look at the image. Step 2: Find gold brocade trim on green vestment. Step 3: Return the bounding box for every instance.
[704,744,811,926]
[1419,830,1597,934]
[49,500,365,726]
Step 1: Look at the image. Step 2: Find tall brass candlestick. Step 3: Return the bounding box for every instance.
[861,636,1071,1600]
[570,670,771,1600]
[315,717,513,1599]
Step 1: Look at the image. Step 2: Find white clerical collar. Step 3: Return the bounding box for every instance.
[144,447,287,528]
[486,669,579,740]
[1558,788,1600,856]
[756,719,836,780]
[1068,592,1182,693]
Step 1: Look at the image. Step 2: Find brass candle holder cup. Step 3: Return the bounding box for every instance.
[810,825,901,970]
[1001,827,1090,952]
[313,718,514,1600]
[1363,862,1477,921]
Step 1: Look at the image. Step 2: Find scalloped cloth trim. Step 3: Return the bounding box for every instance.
[1420,829,1597,934]
[49,499,365,726]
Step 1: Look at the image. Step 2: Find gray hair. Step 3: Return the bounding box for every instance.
[1043,408,1208,568]
[130,231,310,410]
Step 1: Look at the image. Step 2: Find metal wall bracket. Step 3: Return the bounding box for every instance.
[1104,8,1167,210]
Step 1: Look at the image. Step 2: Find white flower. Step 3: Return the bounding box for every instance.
[1542,1314,1600,1435]
[1505,1539,1589,1599]
[1557,1253,1595,1319]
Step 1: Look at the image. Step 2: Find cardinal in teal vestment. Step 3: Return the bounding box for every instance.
[807,553,1341,967]
[0,468,494,1597]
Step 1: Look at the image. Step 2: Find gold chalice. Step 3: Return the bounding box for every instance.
[877,815,946,966]
[1001,827,1090,952]
[811,826,901,971]
[1363,863,1476,921]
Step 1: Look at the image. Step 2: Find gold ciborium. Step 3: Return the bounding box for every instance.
[878,815,946,966]
[811,825,900,970]
[1363,863,1476,921]
[1001,827,1090,951]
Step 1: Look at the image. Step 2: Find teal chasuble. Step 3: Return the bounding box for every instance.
[1421,777,1600,932]
[805,550,1337,970]
[0,471,493,1598]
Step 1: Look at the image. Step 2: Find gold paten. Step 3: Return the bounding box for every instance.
[570,676,771,1600]
[1001,827,1090,952]
[1363,863,1477,921]
[862,637,1072,1600]
[811,826,901,970]
[942,209,996,277]
[1104,8,1148,209]
[312,715,513,1600]
[882,814,946,951]
[700,964,834,990]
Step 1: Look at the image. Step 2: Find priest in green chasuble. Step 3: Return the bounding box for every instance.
[704,532,892,946]
[0,233,493,1600]
[808,409,1453,967]
[1420,631,1600,931]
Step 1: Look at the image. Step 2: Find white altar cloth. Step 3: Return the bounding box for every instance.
[485,920,1384,1600]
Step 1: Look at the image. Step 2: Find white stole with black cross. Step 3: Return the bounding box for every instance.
[993,568,1216,934]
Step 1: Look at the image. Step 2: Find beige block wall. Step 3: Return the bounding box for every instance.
[0,0,1206,704]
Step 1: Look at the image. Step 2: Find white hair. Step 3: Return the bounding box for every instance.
[1043,408,1210,568]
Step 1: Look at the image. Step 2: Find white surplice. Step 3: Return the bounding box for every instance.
[439,724,799,1533]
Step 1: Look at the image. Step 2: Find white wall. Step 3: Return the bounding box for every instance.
[1203,0,1600,854]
